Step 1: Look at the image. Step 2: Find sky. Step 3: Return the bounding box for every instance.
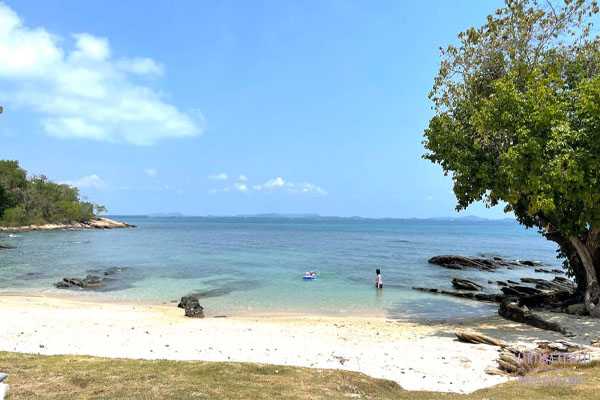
[0,0,510,218]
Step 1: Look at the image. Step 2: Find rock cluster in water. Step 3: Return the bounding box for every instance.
[54,267,131,290]
[415,254,584,335]
[428,254,539,270]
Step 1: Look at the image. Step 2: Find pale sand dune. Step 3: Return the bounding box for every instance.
[0,295,516,393]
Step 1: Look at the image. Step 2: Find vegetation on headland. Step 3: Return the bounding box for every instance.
[424,0,600,316]
[0,160,106,227]
[0,352,597,399]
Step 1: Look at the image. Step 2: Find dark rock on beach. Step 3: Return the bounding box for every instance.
[178,296,204,318]
[498,301,569,334]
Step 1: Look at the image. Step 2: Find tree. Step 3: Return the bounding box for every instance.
[0,160,103,226]
[423,0,600,316]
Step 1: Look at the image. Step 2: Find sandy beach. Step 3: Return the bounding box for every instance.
[3,295,596,394]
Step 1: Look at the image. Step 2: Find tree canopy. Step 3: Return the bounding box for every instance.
[423,0,600,316]
[0,160,105,226]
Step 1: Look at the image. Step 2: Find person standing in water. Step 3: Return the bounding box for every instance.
[375,268,382,289]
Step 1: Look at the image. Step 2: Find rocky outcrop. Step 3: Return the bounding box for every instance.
[54,267,131,290]
[178,296,204,318]
[412,287,504,302]
[451,278,484,291]
[428,255,544,271]
[0,244,15,249]
[0,217,135,232]
[428,255,508,270]
[498,301,569,334]
[55,275,107,289]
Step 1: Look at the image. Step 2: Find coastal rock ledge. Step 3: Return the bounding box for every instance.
[0,217,135,232]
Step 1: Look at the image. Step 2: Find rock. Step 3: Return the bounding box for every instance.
[455,332,505,346]
[54,268,128,290]
[496,281,508,286]
[518,290,573,308]
[428,255,504,270]
[0,216,135,232]
[451,278,484,291]
[519,260,539,266]
[535,268,554,273]
[0,373,6,383]
[501,285,541,296]
[178,296,196,309]
[0,244,15,249]
[181,296,204,318]
[498,301,569,334]
[566,303,587,315]
[412,287,503,302]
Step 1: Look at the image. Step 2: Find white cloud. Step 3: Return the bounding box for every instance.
[262,177,326,196]
[60,174,105,189]
[117,57,163,76]
[253,184,262,191]
[0,4,202,145]
[208,173,228,181]
[144,168,157,177]
[264,177,285,188]
[238,174,247,181]
[233,182,247,192]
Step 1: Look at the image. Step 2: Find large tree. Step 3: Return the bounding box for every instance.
[423,0,600,316]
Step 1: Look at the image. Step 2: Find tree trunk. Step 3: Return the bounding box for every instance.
[569,236,600,318]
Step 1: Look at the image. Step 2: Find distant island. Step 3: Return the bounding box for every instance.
[0,160,131,231]
[134,212,515,222]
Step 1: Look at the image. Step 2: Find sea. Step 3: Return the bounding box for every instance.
[0,216,564,319]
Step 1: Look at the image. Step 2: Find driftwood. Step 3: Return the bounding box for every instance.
[490,340,594,375]
[455,332,505,346]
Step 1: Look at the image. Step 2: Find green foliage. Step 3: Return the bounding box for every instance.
[0,160,105,226]
[423,0,600,287]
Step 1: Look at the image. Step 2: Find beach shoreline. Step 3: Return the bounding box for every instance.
[0,217,134,233]
[2,293,582,393]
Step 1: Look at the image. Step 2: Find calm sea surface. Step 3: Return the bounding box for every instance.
[0,217,563,319]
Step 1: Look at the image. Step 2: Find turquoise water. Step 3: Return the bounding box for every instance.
[0,217,563,319]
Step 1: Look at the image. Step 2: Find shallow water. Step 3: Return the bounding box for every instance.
[0,216,563,319]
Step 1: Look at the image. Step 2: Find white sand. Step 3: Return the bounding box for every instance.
[0,295,512,393]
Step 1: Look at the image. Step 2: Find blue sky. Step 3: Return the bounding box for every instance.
[0,0,508,218]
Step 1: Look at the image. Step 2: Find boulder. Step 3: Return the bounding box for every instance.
[0,243,15,249]
[519,260,539,266]
[566,303,587,315]
[179,296,204,318]
[452,278,484,291]
[178,296,196,309]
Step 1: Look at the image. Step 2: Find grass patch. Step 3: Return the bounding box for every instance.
[0,352,597,399]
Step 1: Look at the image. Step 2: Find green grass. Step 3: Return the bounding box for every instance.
[0,352,597,399]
